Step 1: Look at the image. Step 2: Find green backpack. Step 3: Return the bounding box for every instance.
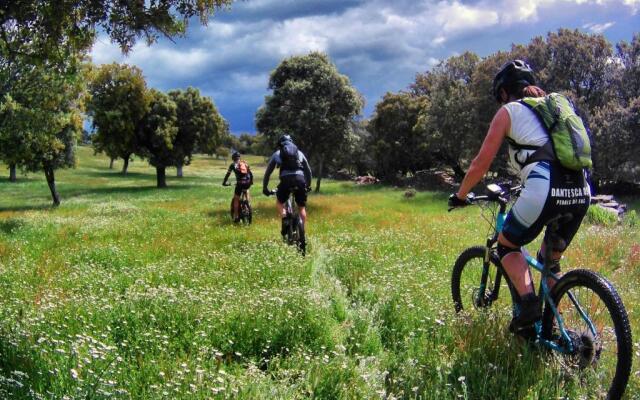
[519,93,592,171]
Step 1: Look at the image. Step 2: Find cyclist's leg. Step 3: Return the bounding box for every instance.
[497,234,535,297]
[538,166,591,289]
[299,206,307,224]
[233,184,242,219]
[292,175,308,224]
[275,179,290,218]
[500,162,551,329]
[539,190,590,289]
[500,162,551,297]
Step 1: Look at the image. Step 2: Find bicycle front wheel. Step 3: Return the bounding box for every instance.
[451,246,514,315]
[541,269,632,399]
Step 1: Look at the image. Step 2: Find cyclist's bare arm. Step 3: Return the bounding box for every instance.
[457,107,510,199]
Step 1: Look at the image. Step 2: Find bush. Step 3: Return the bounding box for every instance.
[623,210,638,227]
[586,205,619,226]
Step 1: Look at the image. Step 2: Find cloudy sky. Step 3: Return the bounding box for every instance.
[90,0,640,134]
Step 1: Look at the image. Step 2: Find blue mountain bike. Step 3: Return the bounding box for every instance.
[450,183,632,399]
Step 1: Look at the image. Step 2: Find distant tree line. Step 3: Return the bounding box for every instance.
[254,30,639,194]
[331,29,639,193]
[223,133,270,158]
[86,63,229,187]
[2,13,638,205]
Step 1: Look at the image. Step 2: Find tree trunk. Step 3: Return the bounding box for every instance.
[122,155,130,174]
[176,163,183,178]
[156,166,167,188]
[315,154,324,193]
[9,163,16,182]
[109,157,115,169]
[43,164,61,206]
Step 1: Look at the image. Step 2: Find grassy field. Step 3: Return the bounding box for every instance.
[0,146,638,399]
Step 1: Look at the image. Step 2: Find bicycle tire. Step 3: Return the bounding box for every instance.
[451,246,514,314]
[541,269,632,399]
[286,216,295,245]
[296,216,306,256]
[239,200,251,225]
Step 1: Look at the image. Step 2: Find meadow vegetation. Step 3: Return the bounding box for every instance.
[0,147,638,399]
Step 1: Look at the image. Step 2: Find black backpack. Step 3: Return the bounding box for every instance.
[280,142,301,170]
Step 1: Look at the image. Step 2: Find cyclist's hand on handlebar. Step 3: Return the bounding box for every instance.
[448,193,473,209]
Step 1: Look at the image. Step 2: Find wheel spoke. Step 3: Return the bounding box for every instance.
[545,270,631,398]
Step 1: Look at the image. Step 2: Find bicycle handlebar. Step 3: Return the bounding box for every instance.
[449,183,521,211]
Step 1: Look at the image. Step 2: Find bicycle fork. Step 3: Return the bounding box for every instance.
[477,240,503,307]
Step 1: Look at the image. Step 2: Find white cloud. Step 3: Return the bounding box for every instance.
[623,0,640,13]
[88,0,640,132]
[262,19,330,56]
[434,1,499,34]
[583,21,616,33]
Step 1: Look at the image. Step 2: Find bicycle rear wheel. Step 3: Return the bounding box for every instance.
[541,269,632,399]
[451,246,514,315]
[296,216,306,256]
[240,200,252,224]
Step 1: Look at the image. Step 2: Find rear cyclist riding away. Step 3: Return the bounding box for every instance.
[222,151,253,223]
[262,135,312,237]
[448,60,591,334]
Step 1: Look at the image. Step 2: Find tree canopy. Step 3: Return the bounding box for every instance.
[169,87,228,176]
[359,29,640,193]
[138,89,179,188]
[256,52,363,192]
[0,53,85,204]
[368,92,428,181]
[86,63,150,174]
[1,0,234,62]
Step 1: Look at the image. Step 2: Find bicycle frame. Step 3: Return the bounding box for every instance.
[478,188,598,353]
[240,189,250,204]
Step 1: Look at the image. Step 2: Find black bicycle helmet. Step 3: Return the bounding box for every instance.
[232,151,240,160]
[278,134,293,146]
[492,60,535,102]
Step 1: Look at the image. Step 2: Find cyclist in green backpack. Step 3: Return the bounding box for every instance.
[448,60,591,334]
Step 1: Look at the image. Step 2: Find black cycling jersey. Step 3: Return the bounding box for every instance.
[223,162,253,186]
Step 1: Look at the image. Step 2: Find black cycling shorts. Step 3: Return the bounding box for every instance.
[502,161,590,247]
[234,181,251,196]
[277,174,307,206]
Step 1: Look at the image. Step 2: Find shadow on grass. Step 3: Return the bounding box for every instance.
[1,184,201,213]
[206,208,233,224]
[205,200,279,225]
[0,176,43,185]
[62,183,200,199]
[0,218,26,234]
[0,203,52,213]
[81,170,154,180]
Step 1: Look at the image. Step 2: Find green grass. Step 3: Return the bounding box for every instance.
[0,147,638,399]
